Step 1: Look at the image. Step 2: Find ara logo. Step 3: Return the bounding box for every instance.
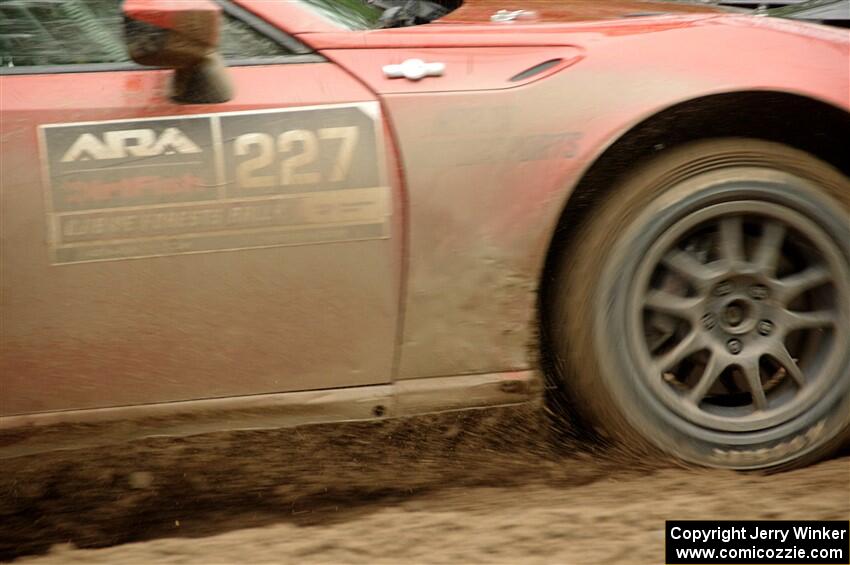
[61,127,203,162]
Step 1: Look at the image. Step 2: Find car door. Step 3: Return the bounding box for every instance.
[0,1,401,415]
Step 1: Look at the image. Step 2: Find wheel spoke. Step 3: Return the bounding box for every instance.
[766,346,806,388]
[661,250,716,286]
[654,331,703,373]
[753,221,786,276]
[784,310,836,331]
[644,290,701,320]
[742,359,768,411]
[775,266,831,304]
[646,314,677,352]
[688,352,724,404]
[718,216,744,263]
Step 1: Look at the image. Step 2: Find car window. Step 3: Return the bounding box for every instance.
[0,0,293,68]
[297,0,384,30]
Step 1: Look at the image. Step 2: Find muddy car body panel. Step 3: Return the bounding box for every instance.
[306,13,848,379]
[0,0,848,459]
[1,43,404,414]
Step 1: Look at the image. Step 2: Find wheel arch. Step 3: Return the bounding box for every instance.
[542,89,850,290]
[538,89,850,387]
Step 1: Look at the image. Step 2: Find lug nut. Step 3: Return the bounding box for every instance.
[727,338,743,355]
[714,281,734,297]
[749,285,769,300]
[757,320,774,336]
[701,312,717,330]
[714,281,734,296]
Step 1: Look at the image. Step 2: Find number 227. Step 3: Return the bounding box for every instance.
[233,127,358,189]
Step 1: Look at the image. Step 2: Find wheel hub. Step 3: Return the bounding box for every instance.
[716,294,757,335]
[722,300,747,327]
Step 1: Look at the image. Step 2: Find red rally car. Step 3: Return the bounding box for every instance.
[1,0,848,470]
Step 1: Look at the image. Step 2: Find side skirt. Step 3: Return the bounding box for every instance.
[0,370,542,459]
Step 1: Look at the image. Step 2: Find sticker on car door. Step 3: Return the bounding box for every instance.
[38,102,389,265]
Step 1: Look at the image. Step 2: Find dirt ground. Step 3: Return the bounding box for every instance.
[3,405,849,564]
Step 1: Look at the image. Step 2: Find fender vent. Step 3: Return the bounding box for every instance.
[622,12,669,17]
[509,58,562,82]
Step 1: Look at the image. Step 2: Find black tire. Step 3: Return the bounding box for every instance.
[549,138,850,470]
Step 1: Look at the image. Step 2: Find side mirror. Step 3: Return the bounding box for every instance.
[122,0,234,104]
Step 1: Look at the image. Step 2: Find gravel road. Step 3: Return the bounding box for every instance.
[3,406,848,564]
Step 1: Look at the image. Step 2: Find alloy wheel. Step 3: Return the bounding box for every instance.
[629,200,849,433]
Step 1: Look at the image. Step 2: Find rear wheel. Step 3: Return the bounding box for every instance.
[550,139,850,469]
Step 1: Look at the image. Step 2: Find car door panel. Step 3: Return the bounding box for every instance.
[0,63,402,415]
